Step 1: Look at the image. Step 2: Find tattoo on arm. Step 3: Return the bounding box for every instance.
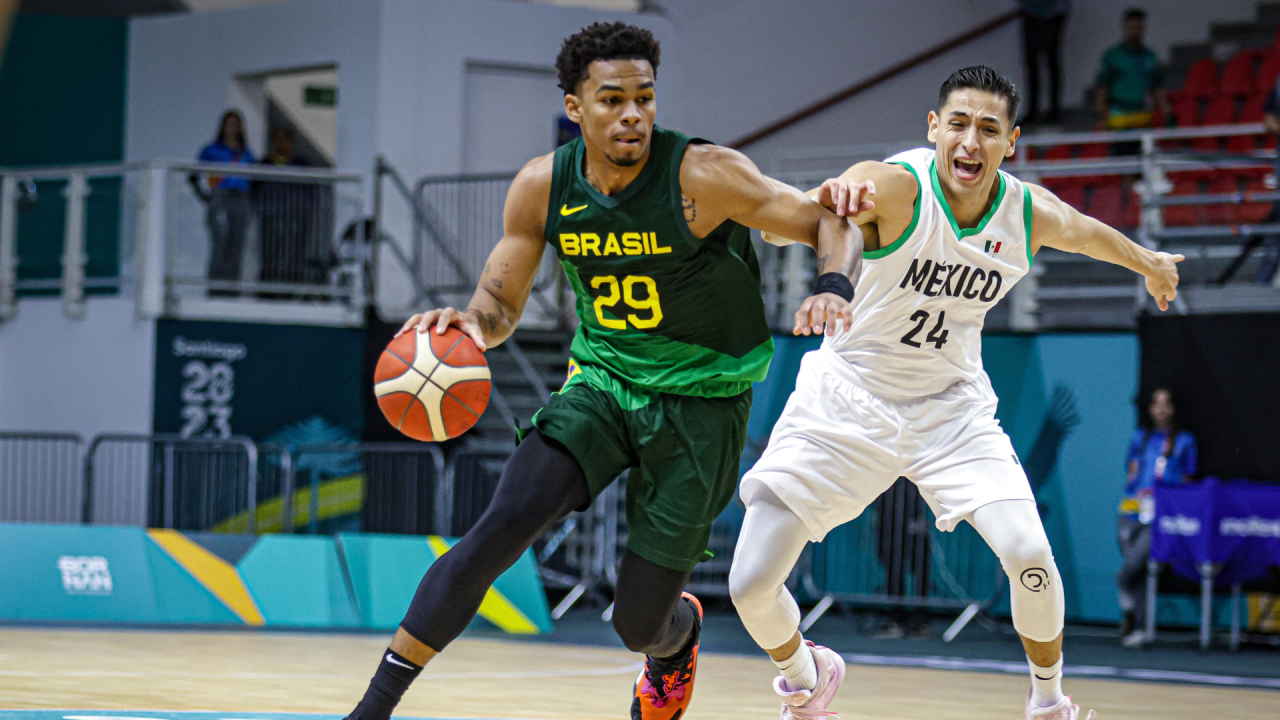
[683,195,696,224]
[475,311,501,337]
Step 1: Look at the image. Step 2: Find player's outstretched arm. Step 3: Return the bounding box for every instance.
[680,144,863,335]
[1028,182,1184,311]
[399,155,552,350]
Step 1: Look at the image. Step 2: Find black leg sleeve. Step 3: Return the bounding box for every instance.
[400,430,590,651]
[612,550,695,659]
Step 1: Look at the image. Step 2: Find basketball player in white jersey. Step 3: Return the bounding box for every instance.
[728,66,1183,720]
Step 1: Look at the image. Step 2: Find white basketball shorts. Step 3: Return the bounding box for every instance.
[740,347,1035,541]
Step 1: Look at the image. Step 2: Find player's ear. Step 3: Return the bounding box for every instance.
[564,93,583,124]
[1006,125,1020,158]
[926,111,939,143]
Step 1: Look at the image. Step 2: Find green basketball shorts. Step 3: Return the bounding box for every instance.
[524,363,752,573]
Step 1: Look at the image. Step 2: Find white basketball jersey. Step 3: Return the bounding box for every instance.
[824,147,1032,398]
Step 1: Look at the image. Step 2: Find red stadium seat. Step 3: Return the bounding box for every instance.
[1201,95,1237,125]
[1171,98,1201,127]
[1257,52,1280,94]
[1088,184,1129,228]
[1238,178,1274,223]
[1228,94,1267,153]
[1175,59,1219,101]
[1078,143,1109,159]
[1221,52,1259,97]
[1205,175,1239,225]
[1163,180,1206,227]
[1040,175,1076,192]
[1039,145,1071,161]
[1191,96,1235,151]
[1057,185,1087,215]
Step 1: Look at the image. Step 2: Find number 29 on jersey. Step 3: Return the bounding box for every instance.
[591,275,663,330]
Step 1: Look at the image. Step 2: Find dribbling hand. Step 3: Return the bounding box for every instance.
[794,292,853,336]
[817,177,877,218]
[1145,252,1185,312]
[396,307,489,352]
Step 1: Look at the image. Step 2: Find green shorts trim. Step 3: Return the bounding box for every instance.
[526,365,752,573]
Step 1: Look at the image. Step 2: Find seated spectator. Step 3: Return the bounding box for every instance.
[1095,8,1171,131]
[196,110,256,297]
[1116,387,1198,648]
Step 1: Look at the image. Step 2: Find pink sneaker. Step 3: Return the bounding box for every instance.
[773,641,846,720]
[1027,695,1097,720]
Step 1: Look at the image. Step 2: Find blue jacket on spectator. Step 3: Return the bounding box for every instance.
[198,141,255,191]
[1119,428,1197,523]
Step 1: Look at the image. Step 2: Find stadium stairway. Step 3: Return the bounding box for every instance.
[468,328,573,444]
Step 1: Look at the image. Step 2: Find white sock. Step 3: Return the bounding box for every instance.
[774,640,817,691]
[1028,655,1065,709]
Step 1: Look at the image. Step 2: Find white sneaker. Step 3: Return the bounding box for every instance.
[774,641,846,719]
[1027,695,1097,720]
[1121,630,1147,648]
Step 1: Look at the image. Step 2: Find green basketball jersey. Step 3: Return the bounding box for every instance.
[544,126,774,398]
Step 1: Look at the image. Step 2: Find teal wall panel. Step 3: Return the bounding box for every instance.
[337,533,550,632]
[429,536,553,634]
[144,538,242,625]
[0,523,157,622]
[335,533,432,629]
[238,535,359,627]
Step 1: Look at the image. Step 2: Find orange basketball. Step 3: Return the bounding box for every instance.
[373,326,491,442]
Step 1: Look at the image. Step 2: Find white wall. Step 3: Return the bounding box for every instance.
[0,298,156,439]
[126,0,381,173]
[374,0,678,181]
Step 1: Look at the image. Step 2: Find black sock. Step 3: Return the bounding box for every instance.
[347,648,423,720]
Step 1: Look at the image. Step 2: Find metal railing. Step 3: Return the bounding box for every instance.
[0,432,85,523]
[83,433,258,530]
[296,442,444,536]
[772,123,1280,329]
[0,160,368,327]
[0,431,1010,636]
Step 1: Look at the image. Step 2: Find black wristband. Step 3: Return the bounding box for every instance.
[812,272,855,302]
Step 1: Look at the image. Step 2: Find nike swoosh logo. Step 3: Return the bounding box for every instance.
[1034,673,1058,681]
[560,203,589,216]
[386,653,416,669]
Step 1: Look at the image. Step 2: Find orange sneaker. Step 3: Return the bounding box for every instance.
[631,592,703,720]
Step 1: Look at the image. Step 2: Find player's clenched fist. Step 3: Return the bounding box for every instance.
[794,292,853,336]
[1144,252,1184,312]
[396,307,489,351]
[817,177,877,218]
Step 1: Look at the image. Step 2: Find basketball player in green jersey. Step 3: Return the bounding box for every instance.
[345,22,863,720]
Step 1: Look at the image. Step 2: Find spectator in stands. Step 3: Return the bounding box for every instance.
[1095,8,1171,131]
[1020,0,1070,125]
[196,110,256,297]
[257,126,325,296]
[1116,387,1198,648]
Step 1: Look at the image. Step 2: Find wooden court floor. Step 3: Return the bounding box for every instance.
[0,627,1276,720]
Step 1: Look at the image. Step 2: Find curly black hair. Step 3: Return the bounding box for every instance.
[556,21,660,95]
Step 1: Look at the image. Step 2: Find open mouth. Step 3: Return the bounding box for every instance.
[953,157,982,181]
[615,136,643,148]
